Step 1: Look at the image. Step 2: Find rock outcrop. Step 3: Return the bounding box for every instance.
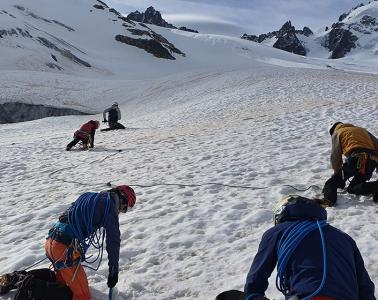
[127,6,176,29]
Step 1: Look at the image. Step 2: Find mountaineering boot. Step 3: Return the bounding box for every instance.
[0,270,27,295]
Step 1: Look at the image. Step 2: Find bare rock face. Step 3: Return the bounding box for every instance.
[273,21,306,56]
[127,6,176,29]
[324,26,358,59]
[242,21,310,56]
[116,35,183,60]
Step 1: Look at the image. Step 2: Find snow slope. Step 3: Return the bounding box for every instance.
[1,69,378,299]
[0,0,378,300]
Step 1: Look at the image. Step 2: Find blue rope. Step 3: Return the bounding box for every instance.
[67,192,111,271]
[276,220,328,298]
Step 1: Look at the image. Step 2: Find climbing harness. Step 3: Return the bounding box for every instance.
[352,152,369,176]
[276,220,328,299]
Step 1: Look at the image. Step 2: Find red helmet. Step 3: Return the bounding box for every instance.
[116,185,136,211]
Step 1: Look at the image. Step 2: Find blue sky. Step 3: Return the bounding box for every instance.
[106,0,367,35]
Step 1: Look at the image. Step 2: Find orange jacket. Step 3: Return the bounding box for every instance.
[330,123,378,171]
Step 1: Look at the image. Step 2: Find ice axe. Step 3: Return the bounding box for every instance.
[109,287,114,300]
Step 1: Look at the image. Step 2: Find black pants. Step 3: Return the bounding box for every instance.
[323,155,377,205]
[101,122,125,131]
[66,138,80,150]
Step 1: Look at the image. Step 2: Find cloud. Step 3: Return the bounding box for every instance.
[164,13,248,35]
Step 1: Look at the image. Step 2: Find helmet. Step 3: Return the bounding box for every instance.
[328,122,342,136]
[273,195,324,225]
[116,185,136,213]
[112,102,118,107]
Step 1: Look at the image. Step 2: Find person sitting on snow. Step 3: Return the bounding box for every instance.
[102,102,125,131]
[66,120,100,151]
[0,185,136,300]
[243,195,375,300]
[322,122,378,206]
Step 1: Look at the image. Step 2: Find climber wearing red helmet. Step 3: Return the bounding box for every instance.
[66,120,100,151]
[0,185,137,300]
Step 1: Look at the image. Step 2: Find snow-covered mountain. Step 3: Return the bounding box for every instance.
[242,1,378,59]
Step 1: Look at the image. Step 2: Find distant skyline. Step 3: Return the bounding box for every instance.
[106,0,368,35]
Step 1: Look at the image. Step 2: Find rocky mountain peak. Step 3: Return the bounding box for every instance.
[127,6,176,29]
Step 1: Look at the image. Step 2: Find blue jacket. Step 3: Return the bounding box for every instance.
[244,201,376,300]
[55,192,121,271]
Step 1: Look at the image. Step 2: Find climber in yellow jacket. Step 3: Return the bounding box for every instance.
[322,122,378,206]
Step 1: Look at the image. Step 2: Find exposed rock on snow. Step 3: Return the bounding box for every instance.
[273,21,306,56]
[115,35,176,59]
[324,26,358,59]
[127,6,176,29]
[241,1,378,59]
[242,21,311,55]
[0,102,89,123]
[37,37,91,67]
[178,26,199,33]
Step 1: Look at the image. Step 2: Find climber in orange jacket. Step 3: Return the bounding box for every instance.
[322,122,378,206]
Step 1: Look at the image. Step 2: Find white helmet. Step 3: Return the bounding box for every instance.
[112,102,118,107]
[328,122,342,136]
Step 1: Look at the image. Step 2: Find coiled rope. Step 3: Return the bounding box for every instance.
[67,192,111,271]
[276,220,328,299]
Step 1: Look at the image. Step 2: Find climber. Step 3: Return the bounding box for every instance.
[322,122,378,206]
[102,102,126,131]
[243,195,375,300]
[0,185,136,300]
[66,120,100,151]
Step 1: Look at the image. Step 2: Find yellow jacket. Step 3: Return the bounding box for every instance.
[330,123,378,171]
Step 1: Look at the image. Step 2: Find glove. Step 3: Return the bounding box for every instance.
[107,268,118,288]
[103,119,107,123]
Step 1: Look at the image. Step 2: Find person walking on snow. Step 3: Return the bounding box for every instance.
[44,185,136,300]
[102,102,125,131]
[66,120,100,151]
[322,122,378,206]
[243,195,376,300]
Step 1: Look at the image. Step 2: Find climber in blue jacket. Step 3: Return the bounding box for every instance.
[244,195,375,300]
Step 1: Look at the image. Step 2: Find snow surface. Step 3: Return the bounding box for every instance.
[0,0,378,299]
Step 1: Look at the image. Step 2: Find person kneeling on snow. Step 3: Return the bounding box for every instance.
[45,185,136,300]
[0,185,136,300]
[322,122,378,206]
[244,195,375,300]
[102,102,126,131]
[66,120,100,151]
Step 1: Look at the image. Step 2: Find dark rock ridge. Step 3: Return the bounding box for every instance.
[242,21,308,56]
[323,25,358,59]
[0,28,32,38]
[13,5,75,32]
[273,22,306,56]
[37,37,91,67]
[242,22,312,43]
[126,6,198,33]
[178,26,199,33]
[115,30,185,60]
[127,6,176,28]
[0,102,91,124]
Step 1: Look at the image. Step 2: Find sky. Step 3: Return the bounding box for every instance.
[105,0,367,35]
